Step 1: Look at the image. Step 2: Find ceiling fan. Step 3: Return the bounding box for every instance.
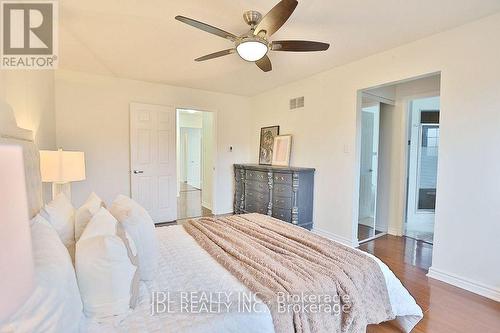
[175,0,330,72]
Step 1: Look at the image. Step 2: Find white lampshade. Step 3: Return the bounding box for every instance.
[40,149,86,183]
[236,40,268,62]
[0,145,34,321]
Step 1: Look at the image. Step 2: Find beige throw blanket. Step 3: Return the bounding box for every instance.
[183,213,394,333]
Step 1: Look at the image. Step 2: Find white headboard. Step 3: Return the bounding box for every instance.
[0,101,43,218]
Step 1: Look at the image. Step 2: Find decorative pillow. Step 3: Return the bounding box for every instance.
[75,207,139,320]
[0,214,82,333]
[74,192,105,242]
[109,195,158,281]
[41,193,76,260]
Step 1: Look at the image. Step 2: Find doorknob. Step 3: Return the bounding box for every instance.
[133,170,144,174]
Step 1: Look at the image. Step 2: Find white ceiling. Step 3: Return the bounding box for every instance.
[59,0,500,96]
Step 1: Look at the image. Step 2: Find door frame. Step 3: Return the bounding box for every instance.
[353,87,441,244]
[175,106,218,214]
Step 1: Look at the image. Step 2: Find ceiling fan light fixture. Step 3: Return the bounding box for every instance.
[236,38,268,62]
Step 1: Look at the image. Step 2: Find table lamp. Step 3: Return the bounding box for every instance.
[40,149,86,201]
[0,145,34,322]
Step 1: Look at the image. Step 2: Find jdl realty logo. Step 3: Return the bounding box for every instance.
[1,1,58,69]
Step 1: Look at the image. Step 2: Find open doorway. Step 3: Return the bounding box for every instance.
[356,73,441,244]
[176,109,214,220]
[405,96,440,243]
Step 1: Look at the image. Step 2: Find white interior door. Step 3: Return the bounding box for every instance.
[130,103,177,223]
[358,105,380,227]
[186,128,202,189]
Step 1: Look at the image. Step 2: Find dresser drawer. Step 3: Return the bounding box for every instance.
[273,173,292,184]
[272,208,292,222]
[245,189,269,204]
[246,180,269,193]
[245,201,268,214]
[246,170,267,182]
[273,183,293,197]
[273,196,292,209]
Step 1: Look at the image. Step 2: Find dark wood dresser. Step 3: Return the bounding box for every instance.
[234,164,315,230]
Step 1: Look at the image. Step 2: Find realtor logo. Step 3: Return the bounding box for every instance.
[1,1,58,69]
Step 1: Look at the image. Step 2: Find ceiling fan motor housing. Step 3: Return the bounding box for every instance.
[243,10,262,27]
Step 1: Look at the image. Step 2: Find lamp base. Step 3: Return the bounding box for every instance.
[52,183,71,201]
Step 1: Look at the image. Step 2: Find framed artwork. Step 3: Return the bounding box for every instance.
[259,126,280,165]
[272,135,292,166]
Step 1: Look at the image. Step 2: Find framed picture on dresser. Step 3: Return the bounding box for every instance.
[259,126,280,165]
[272,135,292,166]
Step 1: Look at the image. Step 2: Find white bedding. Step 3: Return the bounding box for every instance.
[82,225,422,333]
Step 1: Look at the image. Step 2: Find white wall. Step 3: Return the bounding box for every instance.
[0,70,56,202]
[250,13,500,300]
[55,70,252,214]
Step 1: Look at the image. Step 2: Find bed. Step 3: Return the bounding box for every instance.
[83,223,422,333]
[0,102,422,333]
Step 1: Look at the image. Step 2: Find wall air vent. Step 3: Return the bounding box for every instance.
[289,96,305,110]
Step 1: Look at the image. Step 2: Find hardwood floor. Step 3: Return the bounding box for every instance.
[404,228,434,244]
[177,182,212,220]
[360,235,500,332]
[358,223,383,242]
[155,218,500,332]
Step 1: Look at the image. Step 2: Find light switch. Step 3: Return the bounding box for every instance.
[343,144,350,154]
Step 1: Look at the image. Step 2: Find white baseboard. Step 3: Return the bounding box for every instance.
[427,267,500,302]
[201,200,212,211]
[213,207,233,216]
[387,226,403,236]
[312,228,359,248]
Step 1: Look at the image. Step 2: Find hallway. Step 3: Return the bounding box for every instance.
[177,182,212,220]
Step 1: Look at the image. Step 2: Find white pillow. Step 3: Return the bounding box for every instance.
[41,193,76,260]
[109,195,158,281]
[76,207,139,320]
[0,214,82,333]
[74,192,105,242]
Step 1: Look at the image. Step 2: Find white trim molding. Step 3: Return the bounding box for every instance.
[201,200,212,211]
[427,267,500,302]
[387,226,403,236]
[313,228,359,248]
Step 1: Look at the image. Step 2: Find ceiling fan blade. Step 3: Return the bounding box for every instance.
[255,55,272,72]
[271,40,330,52]
[195,49,235,62]
[175,15,237,41]
[254,0,298,38]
